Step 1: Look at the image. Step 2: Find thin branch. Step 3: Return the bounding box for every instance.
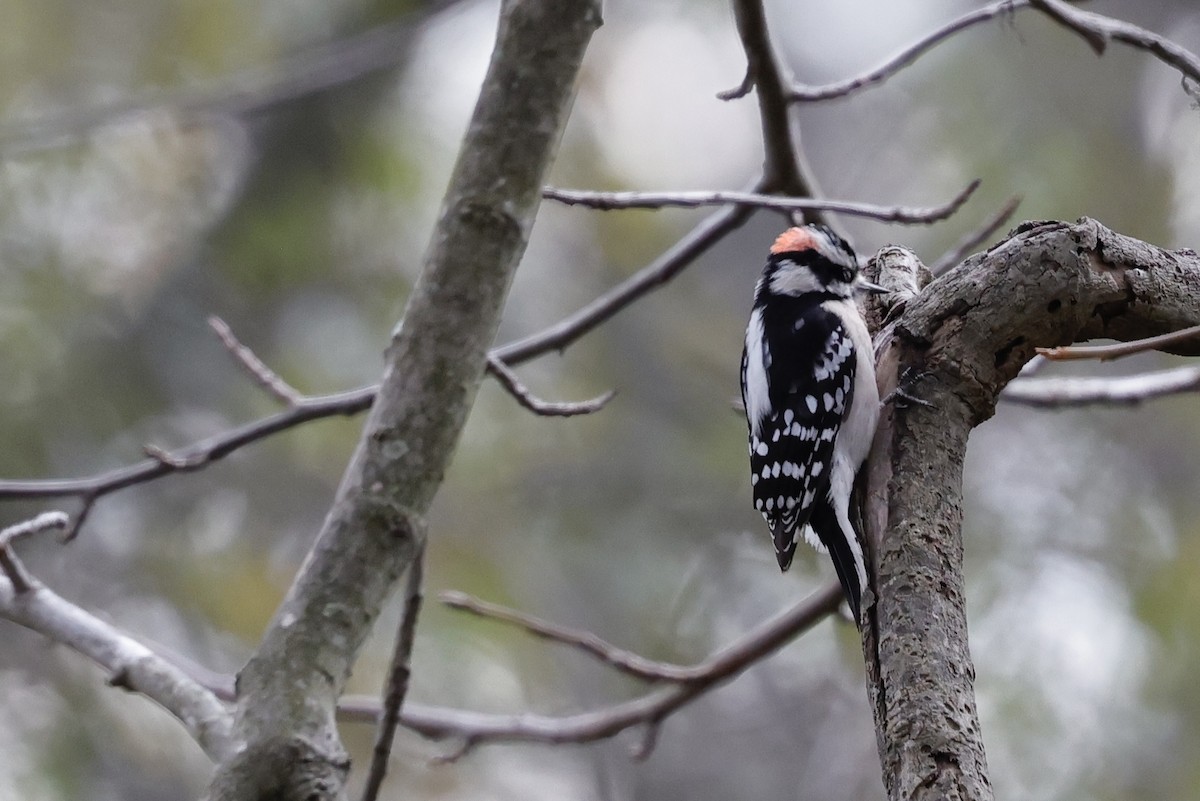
[929,196,1022,276]
[728,0,823,217]
[208,316,304,406]
[0,385,376,503]
[485,356,615,417]
[1030,0,1200,83]
[1003,365,1200,407]
[543,181,980,225]
[493,192,757,366]
[361,546,425,801]
[716,66,755,101]
[0,512,69,593]
[144,583,840,755]
[790,0,1034,101]
[0,357,608,528]
[440,590,698,682]
[337,583,842,756]
[0,552,234,760]
[1036,324,1200,361]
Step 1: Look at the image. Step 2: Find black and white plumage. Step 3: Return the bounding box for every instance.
[740,224,881,624]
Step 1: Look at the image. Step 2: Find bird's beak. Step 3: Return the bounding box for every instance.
[857,279,887,295]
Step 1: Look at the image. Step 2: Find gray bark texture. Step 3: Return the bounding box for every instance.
[203,1,602,799]
[860,218,1200,801]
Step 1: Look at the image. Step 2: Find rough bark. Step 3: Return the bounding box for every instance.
[861,218,1200,801]
[203,2,602,799]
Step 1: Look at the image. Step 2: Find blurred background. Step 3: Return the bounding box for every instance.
[0,0,1197,799]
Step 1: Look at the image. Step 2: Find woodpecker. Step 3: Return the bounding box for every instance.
[740,224,882,623]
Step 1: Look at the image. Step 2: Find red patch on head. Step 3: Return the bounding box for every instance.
[769,227,817,256]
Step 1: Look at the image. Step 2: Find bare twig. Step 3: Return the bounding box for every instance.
[928,196,1022,276]
[1030,0,1200,82]
[440,590,698,682]
[0,511,70,546]
[631,720,662,761]
[543,182,980,225]
[493,195,757,366]
[716,66,755,101]
[1036,324,1200,361]
[361,546,425,801]
[0,357,603,531]
[485,356,615,417]
[1003,365,1200,407]
[336,583,842,756]
[0,512,70,593]
[790,0,1035,101]
[0,385,376,506]
[208,316,304,406]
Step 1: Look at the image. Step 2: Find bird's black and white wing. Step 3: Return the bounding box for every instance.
[741,299,856,570]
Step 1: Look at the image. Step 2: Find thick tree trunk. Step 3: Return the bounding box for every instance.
[203,2,602,799]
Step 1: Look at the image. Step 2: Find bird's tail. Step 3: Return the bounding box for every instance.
[807,501,863,626]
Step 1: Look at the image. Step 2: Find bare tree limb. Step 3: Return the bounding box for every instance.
[205,2,602,798]
[1036,324,1200,361]
[542,182,980,224]
[862,218,1200,801]
[360,547,425,801]
[790,0,1035,101]
[1030,0,1200,83]
[0,520,234,761]
[485,356,615,417]
[1003,365,1200,407]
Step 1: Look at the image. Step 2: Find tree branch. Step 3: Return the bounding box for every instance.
[208,316,305,406]
[1003,365,1200,407]
[1035,323,1200,361]
[1030,0,1200,84]
[728,0,823,216]
[542,182,980,224]
[790,0,1035,101]
[492,195,756,365]
[862,218,1200,801]
[440,591,699,682]
[341,583,842,758]
[360,547,425,801]
[0,519,234,761]
[204,2,602,798]
[486,356,614,417]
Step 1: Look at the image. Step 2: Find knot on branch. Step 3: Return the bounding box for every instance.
[210,733,350,801]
